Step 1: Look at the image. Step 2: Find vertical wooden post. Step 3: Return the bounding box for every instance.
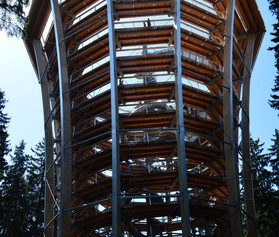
[107,1,121,236]
[242,35,257,237]
[174,1,191,236]
[49,0,72,236]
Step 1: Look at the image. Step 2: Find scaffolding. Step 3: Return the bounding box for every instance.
[24,0,265,236]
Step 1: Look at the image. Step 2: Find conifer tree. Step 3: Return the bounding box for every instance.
[0,89,10,236]
[26,140,45,236]
[0,89,10,179]
[250,137,279,237]
[268,0,279,112]
[0,141,30,237]
[0,140,45,237]
[268,129,279,187]
[0,0,31,37]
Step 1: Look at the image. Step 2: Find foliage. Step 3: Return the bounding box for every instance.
[250,137,279,237]
[268,129,279,187]
[0,89,10,179]
[0,90,45,236]
[0,0,31,37]
[0,141,30,236]
[268,0,279,113]
[0,140,45,237]
[26,140,45,236]
[0,89,10,237]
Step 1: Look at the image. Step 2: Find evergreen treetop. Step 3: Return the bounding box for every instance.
[0,89,10,179]
[268,0,279,113]
[0,0,31,37]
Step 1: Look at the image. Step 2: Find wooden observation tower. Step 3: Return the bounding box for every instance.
[24,0,265,236]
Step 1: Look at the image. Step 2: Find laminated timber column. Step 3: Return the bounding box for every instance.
[174,1,191,236]
[32,39,55,237]
[223,0,242,236]
[107,0,121,236]
[50,0,72,236]
[242,35,257,237]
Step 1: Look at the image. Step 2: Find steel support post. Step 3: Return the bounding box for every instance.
[174,1,191,236]
[223,1,242,236]
[107,0,121,236]
[49,0,72,236]
[32,39,55,237]
[242,35,257,237]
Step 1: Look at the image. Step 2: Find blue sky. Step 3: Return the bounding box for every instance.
[250,0,278,149]
[0,33,44,153]
[0,0,277,154]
